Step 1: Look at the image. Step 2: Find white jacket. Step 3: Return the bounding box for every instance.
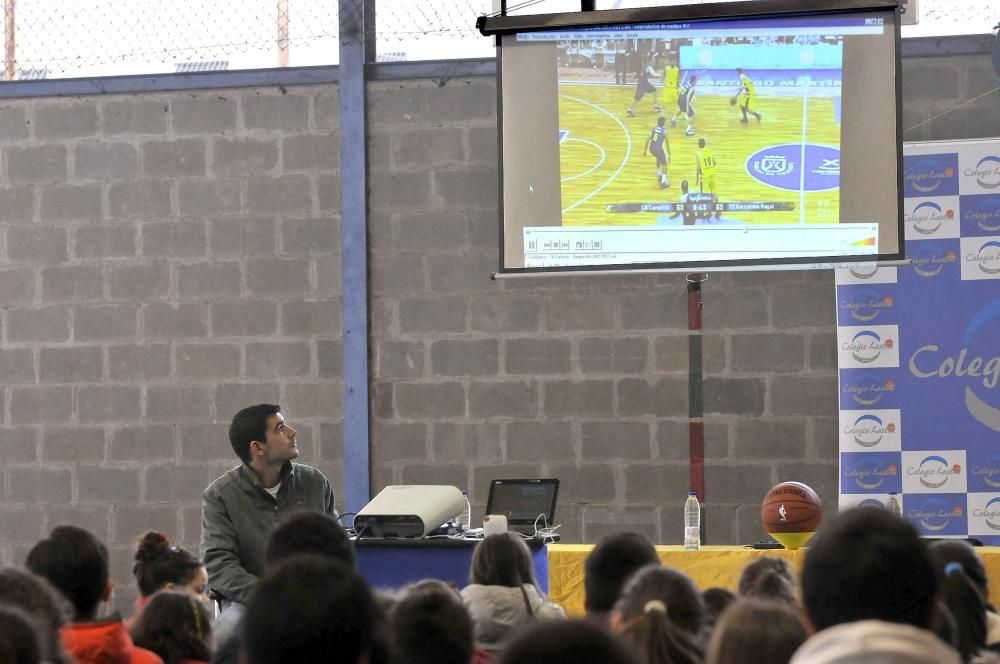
[790,620,961,664]
[460,583,565,648]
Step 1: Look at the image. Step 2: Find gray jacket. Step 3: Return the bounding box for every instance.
[200,462,336,605]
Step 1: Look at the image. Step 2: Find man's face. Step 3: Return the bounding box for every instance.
[258,412,299,465]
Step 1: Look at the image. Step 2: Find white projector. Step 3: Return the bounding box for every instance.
[354,485,465,539]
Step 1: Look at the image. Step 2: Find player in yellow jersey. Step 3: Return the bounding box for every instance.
[661,61,680,120]
[734,67,762,124]
[695,137,720,218]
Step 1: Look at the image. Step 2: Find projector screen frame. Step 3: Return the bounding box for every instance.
[482,0,906,275]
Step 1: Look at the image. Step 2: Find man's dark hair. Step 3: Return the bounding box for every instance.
[265,511,355,569]
[801,507,937,631]
[583,531,659,614]
[25,526,109,620]
[0,605,43,664]
[389,580,473,664]
[243,555,377,664]
[229,404,281,463]
[498,619,638,664]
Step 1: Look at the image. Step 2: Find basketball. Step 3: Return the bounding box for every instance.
[761,481,822,549]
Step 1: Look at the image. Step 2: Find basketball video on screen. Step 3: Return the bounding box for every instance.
[557,35,843,227]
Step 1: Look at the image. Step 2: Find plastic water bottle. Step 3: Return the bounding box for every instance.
[457,491,472,530]
[684,491,701,550]
[887,492,901,517]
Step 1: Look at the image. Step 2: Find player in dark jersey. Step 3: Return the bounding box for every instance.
[671,75,697,136]
[643,116,671,189]
[626,62,660,118]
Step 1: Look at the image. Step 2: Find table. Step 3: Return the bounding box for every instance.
[547,544,1000,617]
[355,538,549,592]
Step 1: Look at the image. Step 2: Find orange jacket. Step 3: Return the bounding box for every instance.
[61,618,163,664]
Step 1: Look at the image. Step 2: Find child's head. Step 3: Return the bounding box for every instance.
[130,590,212,664]
[133,532,207,604]
[470,533,537,588]
[25,526,109,620]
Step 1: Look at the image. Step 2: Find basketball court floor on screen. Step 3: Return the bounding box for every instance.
[558,80,841,227]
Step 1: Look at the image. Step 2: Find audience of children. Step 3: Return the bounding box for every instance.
[3,507,994,664]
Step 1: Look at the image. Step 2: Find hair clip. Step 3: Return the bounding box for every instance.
[644,599,667,614]
[944,562,964,577]
[157,532,167,543]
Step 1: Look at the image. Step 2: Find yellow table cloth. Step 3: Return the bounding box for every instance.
[548,544,1000,617]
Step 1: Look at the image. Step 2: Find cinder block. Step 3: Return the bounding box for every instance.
[394,128,464,170]
[582,421,652,459]
[0,427,39,463]
[375,340,423,379]
[581,508,662,544]
[177,261,240,299]
[113,506,179,545]
[580,337,649,374]
[619,291,689,331]
[280,217,339,253]
[177,422,230,461]
[41,426,106,462]
[703,377,766,416]
[316,255,340,298]
[314,90,339,130]
[7,306,70,343]
[7,145,67,184]
[371,421,428,462]
[368,85,428,126]
[547,463,616,503]
[0,105,28,139]
[78,466,140,503]
[370,253,425,295]
[39,183,102,224]
[316,173,340,215]
[35,103,98,139]
[468,296,541,334]
[732,334,805,373]
[0,268,38,304]
[467,209,499,250]
[210,137,278,177]
[146,385,213,422]
[625,463,693,503]
[39,347,103,383]
[399,297,466,334]
[10,386,73,424]
[108,344,171,381]
[505,338,571,375]
[400,464,469,487]
[317,339,343,378]
[770,375,838,417]
[430,339,498,377]
[434,169,498,210]
[177,180,241,217]
[0,507,45,543]
[142,138,207,177]
[110,424,176,461]
[176,343,241,379]
[396,212,464,254]
[109,180,172,219]
[211,301,277,337]
[108,263,170,300]
[368,171,433,212]
[45,506,111,541]
[0,348,34,383]
[76,385,142,423]
[543,380,614,418]
[657,420,730,461]
[703,289,771,330]
[507,421,573,461]
[431,422,500,463]
[171,96,237,134]
[143,303,208,339]
[808,332,838,371]
[468,381,538,419]
[244,175,312,216]
[74,304,139,341]
[101,100,168,136]
[809,416,839,459]
[281,300,339,337]
[426,84,495,122]
[428,253,495,294]
[7,226,68,263]
[283,133,338,171]
[394,382,465,419]
[285,382,342,418]
[74,224,137,259]
[246,257,310,296]
[705,463,775,504]
[0,187,37,224]
[75,142,139,180]
[180,506,203,549]
[734,418,808,459]
[245,342,312,378]
[42,266,103,302]
[214,384,280,422]
[242,94,309,131]
[319,422,343,462]
[142,221,206,258]
[208,217,276,257]
[467,127,498,166]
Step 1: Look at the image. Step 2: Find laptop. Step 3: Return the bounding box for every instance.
[485,478,559,537]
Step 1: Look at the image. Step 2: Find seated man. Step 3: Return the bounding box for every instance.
[791,507,960,663]
[26,525,162,664]
[583,531,659,626]
[200,404,337,609]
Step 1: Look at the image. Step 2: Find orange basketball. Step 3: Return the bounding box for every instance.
[761,481,822,535]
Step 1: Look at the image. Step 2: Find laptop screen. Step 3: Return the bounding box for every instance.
[485,479,559,532]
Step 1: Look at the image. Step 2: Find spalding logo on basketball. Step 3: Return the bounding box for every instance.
[760,481,822,550]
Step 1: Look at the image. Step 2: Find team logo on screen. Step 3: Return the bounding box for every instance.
[971,454,1000,489]
[845,460,897,490]
[966,241,1000,275]
[746,144,840,192]
[843,372,895,406]
[841,290,894,322]
[972,497,1000,530]
[909,497,963,532]
[909,455,962,489]
[845,413,895,447]
[909,243,957,278]
[842,330,894,364]
[858,498,885,508]
[906,201,954,235]
[905,157,955,194]
[966,156,1000,190]
[964,198,1000,232]
[848,266,879,280]
[908,299,1000,432]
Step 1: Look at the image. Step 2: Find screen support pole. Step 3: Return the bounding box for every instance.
[686,273,707,543]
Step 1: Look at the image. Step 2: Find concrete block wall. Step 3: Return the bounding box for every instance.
[0,87,344,610]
